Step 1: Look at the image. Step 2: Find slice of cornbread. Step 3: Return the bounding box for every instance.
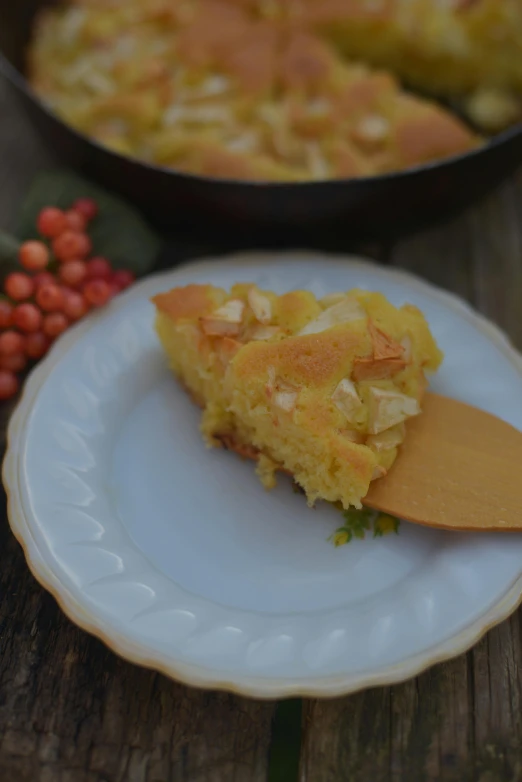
[153,283,442,509]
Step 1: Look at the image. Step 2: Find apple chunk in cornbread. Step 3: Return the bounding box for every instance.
[153,283,442,509]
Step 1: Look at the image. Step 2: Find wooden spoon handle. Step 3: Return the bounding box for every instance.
[364,393,522,531]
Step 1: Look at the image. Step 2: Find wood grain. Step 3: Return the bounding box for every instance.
[470,171,522,351]
[302,178,522,782]
[3,71,522,782]
[365,393,522,530]
[0,549,275,782]
[0,79,277,782]
[0,462,275,782]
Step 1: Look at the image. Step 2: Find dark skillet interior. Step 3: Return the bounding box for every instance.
[1,0,522,244]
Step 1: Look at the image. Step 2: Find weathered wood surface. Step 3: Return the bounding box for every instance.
[0,78,277,782]
[301,176,522,782]
[2,74,522,782]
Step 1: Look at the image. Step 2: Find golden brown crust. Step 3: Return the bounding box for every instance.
[177,3,279,93]
[29,0,483,183]
[152,285,218,321]
[153,282,443,509]
[395,107,481,167]
[215,432,260,460]
[300,0,395,24]
[352,356,408,382]
[233,329,364,387]
[279,31,338,91]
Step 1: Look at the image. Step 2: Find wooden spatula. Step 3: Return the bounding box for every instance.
[363,393,522,531]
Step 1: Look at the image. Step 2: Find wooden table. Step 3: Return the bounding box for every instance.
[2,76,522,782]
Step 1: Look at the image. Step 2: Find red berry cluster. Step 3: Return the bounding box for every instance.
[0,198,135,401]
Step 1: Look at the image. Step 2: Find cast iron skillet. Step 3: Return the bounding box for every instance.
[2,0,522,240]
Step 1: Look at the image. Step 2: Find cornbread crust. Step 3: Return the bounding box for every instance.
[28,0,482,181]
[153,282,442,509]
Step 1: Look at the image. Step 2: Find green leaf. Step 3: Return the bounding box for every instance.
[16,169,162,275]
[352,524,367,540]
[342,507,373,540]
[374,513,401,537]
[332,505,400,544]
[342,507,373,527]
[0,230,21,274]
[329,527,353,547]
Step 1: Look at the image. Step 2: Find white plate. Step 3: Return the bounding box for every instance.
[5,252,522,699]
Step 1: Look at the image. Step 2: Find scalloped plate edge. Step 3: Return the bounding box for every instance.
[4,250,522,699]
